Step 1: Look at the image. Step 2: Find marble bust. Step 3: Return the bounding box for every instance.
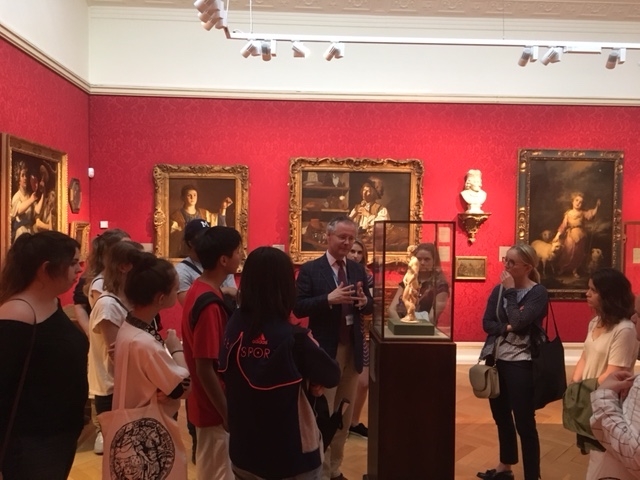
[460,169,487,214]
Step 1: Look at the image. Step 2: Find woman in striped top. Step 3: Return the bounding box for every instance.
[477,243,549,480]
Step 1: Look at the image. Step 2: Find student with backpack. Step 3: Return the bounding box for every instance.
[176,219,237,307]
[181,226,242,480]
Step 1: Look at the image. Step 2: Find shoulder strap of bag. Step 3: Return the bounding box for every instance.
[115,330,131,409]
[97,293,129,313]
[492,285,504,358]
[542,301,559,338]
[181,259,202,275]
[189,291,233,330]
[0,299,38,468]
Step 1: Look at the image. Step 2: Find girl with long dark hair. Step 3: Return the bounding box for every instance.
[219,247,340,479]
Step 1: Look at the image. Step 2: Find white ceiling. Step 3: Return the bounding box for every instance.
[85,0,640,21]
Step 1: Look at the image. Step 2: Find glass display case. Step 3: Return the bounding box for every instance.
[623,221,640,290]
[372,220,455,341]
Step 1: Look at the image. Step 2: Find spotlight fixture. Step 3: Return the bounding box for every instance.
[292,41,310,58]
[606,48,626,69]
[517,46,539,67]
[194,0,213,13]
[261,40,277,61]
[240,40,261,58]
[540,47,563,66]
[324,42,345,61]
[198,0,226,30]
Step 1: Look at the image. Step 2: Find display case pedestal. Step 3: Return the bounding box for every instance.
[366,333,456,480]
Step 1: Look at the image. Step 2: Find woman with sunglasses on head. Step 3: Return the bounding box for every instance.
[347,239,373,438]
[0,232,88,480]
[570,268,638,480]
[477,244,549,480]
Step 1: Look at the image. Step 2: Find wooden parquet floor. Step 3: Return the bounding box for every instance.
[70,365,620,480]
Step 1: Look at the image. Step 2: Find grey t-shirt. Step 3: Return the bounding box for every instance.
[175,257,236,293]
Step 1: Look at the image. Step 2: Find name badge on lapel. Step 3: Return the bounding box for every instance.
[345,314,354,326]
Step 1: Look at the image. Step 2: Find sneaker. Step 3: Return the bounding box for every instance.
[94,431,104,455]
[349,423,368,438]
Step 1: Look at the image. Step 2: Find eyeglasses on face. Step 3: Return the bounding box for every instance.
[502,257,524,267]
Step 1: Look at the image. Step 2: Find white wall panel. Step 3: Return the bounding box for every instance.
[88,7,640,102]
[0,0,89,79]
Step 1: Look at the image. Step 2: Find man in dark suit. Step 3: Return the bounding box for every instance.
[294,216,373,480]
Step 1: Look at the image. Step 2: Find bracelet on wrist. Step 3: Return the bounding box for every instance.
[170,349,184,355]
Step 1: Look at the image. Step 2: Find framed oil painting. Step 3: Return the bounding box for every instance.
[0,134,68,262]
[517,149,623,300]
[69,221,91,260]
[289,157,424,264]
[153,164,249,263]
[68,178,81,214]
[454,256,487,280]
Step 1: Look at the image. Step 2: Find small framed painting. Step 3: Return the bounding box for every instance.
[454,256,487,280]
[69,221,90,260]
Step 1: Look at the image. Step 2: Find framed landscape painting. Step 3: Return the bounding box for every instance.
[153,164,249,263]
[289,157,424,264]
[454,256,487,280]
[516,149,623,299]
[1,134,68,262]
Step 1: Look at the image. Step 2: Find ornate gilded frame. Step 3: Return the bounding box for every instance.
[153,164,249,264]
[289,157,424,264]
[69,221,91,260]
[1,134,68,263]
[517,149,623,300]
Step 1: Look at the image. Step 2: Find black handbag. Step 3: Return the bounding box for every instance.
[531,303,567,410]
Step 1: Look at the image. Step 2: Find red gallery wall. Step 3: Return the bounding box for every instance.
[0,39,90,305]
[88,96,640,340]
[3,36,640,342]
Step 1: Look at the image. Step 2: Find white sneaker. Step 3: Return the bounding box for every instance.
[94,431,104,455]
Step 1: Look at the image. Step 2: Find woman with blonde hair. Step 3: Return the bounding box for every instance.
[477,244,549,480]
[83,228,130,308]
[347,239,373,438]
[88,240,143,453]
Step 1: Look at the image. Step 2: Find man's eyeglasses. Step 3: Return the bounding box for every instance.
[502,257,523,267]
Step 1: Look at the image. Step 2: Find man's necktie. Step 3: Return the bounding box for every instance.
[336,259,352,345]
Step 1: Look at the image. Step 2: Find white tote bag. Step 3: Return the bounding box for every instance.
[98,345,187,480]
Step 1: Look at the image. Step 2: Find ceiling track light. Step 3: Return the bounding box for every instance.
[324,42,345,61]
[517,45,539,67]
[196,0,226,30]
[292,41,310,58]
[540,47,563,66]
[240,40,261,58]
[261,40,277,61]
[195,2,640,67]
[606,48,626,69]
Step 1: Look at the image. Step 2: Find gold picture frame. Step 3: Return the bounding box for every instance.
[1,134,68,263]
[153,164,249,264]
[454,255,487,280]
[517,149,623,300]
[289,157,424,264]
[69,221,91,260]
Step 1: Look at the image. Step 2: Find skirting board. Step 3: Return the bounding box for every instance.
[456,342,584,366]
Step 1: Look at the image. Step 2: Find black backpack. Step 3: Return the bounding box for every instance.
[189,291,235,330]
